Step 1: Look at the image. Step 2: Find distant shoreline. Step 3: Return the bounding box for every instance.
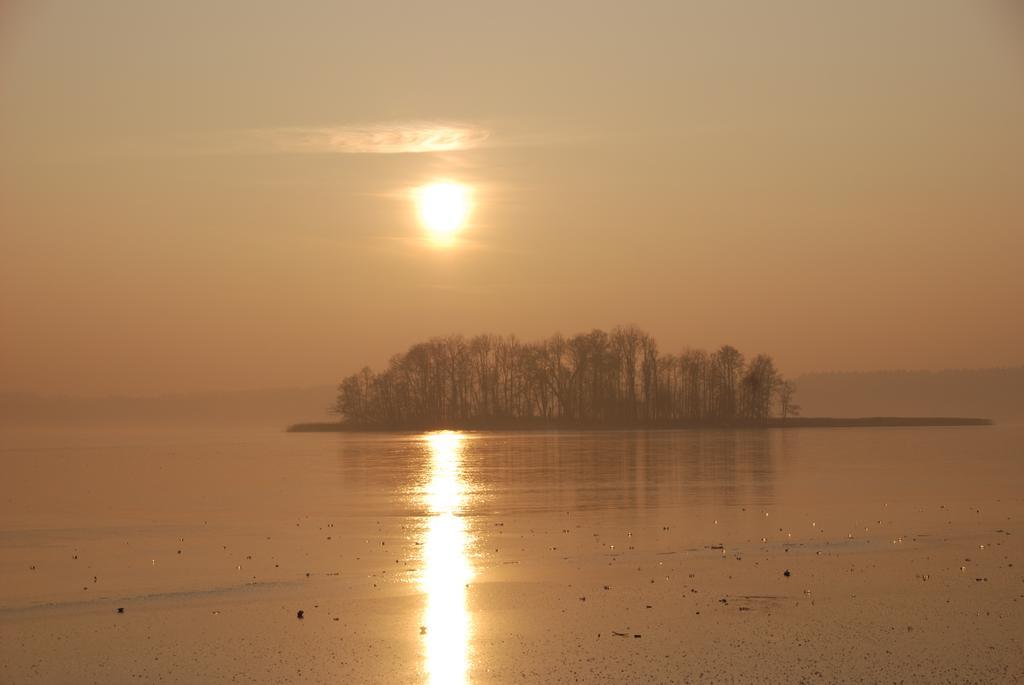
[286,417,994,432]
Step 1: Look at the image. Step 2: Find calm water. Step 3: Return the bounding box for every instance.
[2,425,1022,683]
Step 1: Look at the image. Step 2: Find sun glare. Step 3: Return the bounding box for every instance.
[415,182,471,245]
[420,431,474,685]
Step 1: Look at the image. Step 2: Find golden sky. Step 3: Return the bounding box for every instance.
[1,1,1022,396]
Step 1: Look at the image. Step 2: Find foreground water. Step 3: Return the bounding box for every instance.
[1,426,1022,683]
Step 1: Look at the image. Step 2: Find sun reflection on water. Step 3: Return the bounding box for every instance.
[421,431,474,685]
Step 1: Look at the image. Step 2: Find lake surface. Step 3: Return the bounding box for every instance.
[2,425,1022,683]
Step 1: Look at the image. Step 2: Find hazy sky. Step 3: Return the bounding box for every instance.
[2,0,1022,396]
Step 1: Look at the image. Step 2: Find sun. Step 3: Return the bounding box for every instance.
[415,182,471,245]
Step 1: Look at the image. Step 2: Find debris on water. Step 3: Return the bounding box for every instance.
[116,607,124,614]
[633,634,642,638]
[611,631,628,637]
[420,626,427,635]
[784,569,791,577]
[297,610,305,619]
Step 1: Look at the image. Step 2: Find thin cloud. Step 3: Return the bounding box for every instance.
[252,122,490,154]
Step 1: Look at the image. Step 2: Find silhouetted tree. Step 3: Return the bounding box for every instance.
[774,379,800,421]
[332,327,794,429]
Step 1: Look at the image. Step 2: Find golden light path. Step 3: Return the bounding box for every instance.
[421,431,474,685]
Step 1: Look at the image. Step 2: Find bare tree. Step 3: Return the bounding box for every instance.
[774,379,800,421]
[332,327,795,429]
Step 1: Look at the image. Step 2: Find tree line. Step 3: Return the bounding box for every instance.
[333,326,799,429]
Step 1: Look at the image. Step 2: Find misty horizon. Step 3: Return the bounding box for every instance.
[3,365,1021,429]
[3,356,1023,402]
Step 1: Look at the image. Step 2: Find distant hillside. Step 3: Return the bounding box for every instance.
[0,386,338,428]
[794,367,1024,423]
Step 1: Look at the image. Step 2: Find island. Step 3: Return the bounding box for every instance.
[288,326,992,432]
